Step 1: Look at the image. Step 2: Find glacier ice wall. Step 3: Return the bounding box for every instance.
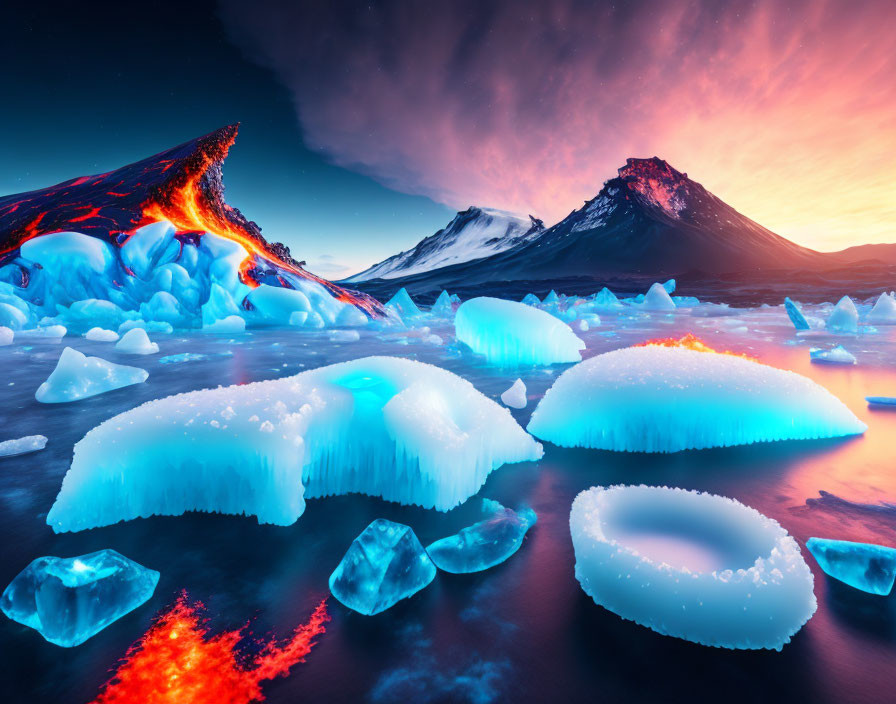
[47,356,543,533]
[528,345,866,452]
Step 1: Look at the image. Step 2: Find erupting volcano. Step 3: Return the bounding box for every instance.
[0,125,382,317]
[91,594,329,704]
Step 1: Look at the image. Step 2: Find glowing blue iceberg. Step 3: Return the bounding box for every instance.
[114,327,158,355]
[806,538,896,595]
[1,549,159,647]
[386,288,422,320]
[784,297,810,330]
[426,499,536,573]
[431,290,454,317]
[810,345,856,365]
[47,356,542,532]
[642,283,676,311]
[35,347,148,403]
[826,296,858,333]
[329,519,436,615]
[501,378,527,409]
[455,297,585,366]
[867,293,896,325]
[528,344,866,452]
[593,287,622,309]
[570,485,816,650]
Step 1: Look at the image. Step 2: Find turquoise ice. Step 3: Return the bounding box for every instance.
[806,538,896,595]
[329,519,436,615]
[35,347,148,403]
[826,295,859,333]
[1,549,159,647]
[385,287,422,320]
[426,499,537,573]
[431,290,454,317]
[784,297,810,330]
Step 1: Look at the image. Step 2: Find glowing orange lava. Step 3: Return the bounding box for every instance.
[635,333,755,359]
[92,594,329,704]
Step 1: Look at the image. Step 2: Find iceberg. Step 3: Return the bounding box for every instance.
[867,293,896,325]
[455,297,585,366]
[203,315,246,333]
[1,549,159,647]
[46,356,542,532]
[0,326,12,346]
[118,319,173,335]
[520,293,540,307]
[570,485,816,650]
[114,328,159,355]
[431,290,455,317]
[500,379,527,409]
[528,344,866,452]
[784,297,810,331]
[385,288,422,320]
[0,435,47,458]
[593,287,621,308]
[329,519,436,615]
[84,327,119,342]
[826,296,859,333]
[662,278,676,294]
[642,283,676,311]
[543,290,560,305]
[810,345,856,365]
[35,347,148,404]
[426,499,537,573]
[806,538,896,595]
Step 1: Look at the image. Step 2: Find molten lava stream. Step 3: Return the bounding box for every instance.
[92,594,329,704]
[635,332,756,359]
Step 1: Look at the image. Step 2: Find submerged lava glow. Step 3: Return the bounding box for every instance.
[92,594,329,704]
[636,333,755,359]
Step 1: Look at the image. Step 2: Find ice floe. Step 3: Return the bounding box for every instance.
[35,347,148,404]
[500,379,527,409]
[114,328,159,355]
[0,435,47,458]
[806,538,896,595]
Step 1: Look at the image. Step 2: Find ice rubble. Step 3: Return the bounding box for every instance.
[46,356,543,532]
[784,297,810,331]
[0,224,370,331]
[867,292,896,325]
[642,283,676,311]
[826,296,859,333]
[570,485,816,650]
[527,345,866,452]
[329,519,436,615]
[114,328,159,355]
[35,347,148,404]
[806,538,896,595]
[84,327,119,342]
[501,379,527,409]
[426,499,537,574]
[1,549,159,647]
[810,345,856,365]
[455,297,585,366]
[0,435,47,458]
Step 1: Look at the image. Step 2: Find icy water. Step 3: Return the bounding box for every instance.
[2,306,896,703]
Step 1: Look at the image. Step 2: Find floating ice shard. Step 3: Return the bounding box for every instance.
[431,290,455,317]
[0,325,12,345]
[35,347,148,404]
[455,297,585,366]
[47,356,542,532]
[159,352,209,364]
[386,288,422,320]
[329,519,436,615]
[806,538,896,595]
[642,283,676,311]
[570,485,816,650]
[501,379,527,409]
[810,345,856,365]
[528,344,866,452]
[784,297,810,330]
[84,327,119,342]
[866,396,896,408]
[1,549,159,647]
[520,293,541,306]
[662,278,676,294]
[426,499,537,574]
[0,435,47,457]
[867,293,896,325]
[114,328,159,355]
[826,296,859,333]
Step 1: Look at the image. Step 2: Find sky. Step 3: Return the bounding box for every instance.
[2,1,894,278]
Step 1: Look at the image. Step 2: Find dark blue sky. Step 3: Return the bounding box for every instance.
[0,1,454,277]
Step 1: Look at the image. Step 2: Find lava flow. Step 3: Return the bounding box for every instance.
[636,333,755,359]
[91,594,329,704]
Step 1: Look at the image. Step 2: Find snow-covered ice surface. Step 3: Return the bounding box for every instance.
[570,485,816,650]
[3,294,896,701]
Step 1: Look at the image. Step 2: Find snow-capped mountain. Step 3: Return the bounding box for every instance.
[345,207,544,282]
[360,157,829,289]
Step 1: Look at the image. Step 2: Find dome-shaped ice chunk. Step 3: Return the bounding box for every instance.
[570,485,816,650]
[528,345,865,452]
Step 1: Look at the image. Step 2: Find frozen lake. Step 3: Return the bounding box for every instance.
[2,303,896,702]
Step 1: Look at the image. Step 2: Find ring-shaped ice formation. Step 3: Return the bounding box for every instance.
[528,345,866,452]
[570,485,816,650]
[46,356,543,533]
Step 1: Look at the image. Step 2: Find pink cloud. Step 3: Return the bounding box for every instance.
[220,0,896,250]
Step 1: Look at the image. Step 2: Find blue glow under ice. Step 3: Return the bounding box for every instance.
[426,499,537,573]
[455,297,585,366]
[329,519,436,615]
[527,345,866,452]
[35,347,148,403]
[47,356,542,532]
[570,485,816,650]
[806,538,896,595]
[1,549,159,647]
[784,297,810,330]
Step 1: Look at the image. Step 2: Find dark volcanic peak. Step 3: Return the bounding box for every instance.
[617,157,691,215]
